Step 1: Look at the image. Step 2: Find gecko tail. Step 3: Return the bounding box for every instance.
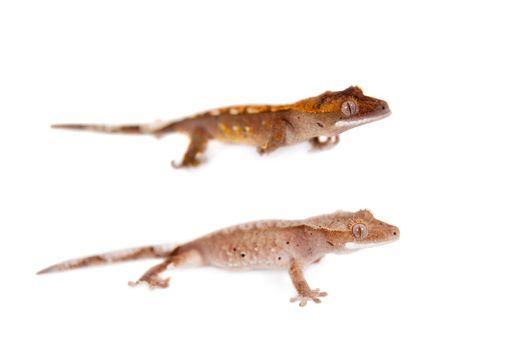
[37,243,178,275]
[51,123,147,134]
[51,120,179,136]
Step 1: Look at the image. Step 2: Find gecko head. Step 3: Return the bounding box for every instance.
[291,86,391,134]
[323,210,399,252]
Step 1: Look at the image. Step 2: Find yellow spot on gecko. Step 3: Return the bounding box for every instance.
[218,123,231,135]
[243,126,253,136]
[247,106,262,114]
[232,125,241,136]
[210,109,221,116]
[229,108,240,115]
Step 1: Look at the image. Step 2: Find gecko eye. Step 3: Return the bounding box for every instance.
[341,100,358,116]
[352,224,368,240]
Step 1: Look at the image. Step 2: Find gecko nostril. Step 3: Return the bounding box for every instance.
[393,231,397,236]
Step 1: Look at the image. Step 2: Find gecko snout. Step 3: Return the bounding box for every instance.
[391,227,400,240]
[376,100,390,114]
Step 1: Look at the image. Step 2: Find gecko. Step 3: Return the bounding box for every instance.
[38,209,399,306]
[51,86,391,168]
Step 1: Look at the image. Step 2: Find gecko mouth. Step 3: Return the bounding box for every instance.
[344,240,394,250]
[334,109,391,129]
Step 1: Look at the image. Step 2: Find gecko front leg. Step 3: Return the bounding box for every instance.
[309,135,340,151]
[171,127,210,168]
[128,249,202,289]
[257,119,289,154]
[288,259,327,307]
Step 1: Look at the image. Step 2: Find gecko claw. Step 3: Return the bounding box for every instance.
[290,289,327,307]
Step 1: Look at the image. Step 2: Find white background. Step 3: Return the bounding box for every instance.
[1,0,524,349]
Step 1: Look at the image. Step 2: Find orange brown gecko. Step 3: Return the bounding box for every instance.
[38,210,399,307]
[51,86,391,168]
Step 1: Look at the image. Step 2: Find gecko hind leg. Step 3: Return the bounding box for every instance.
[288,260,327,307]
[309,135,340,151]
[128,249,202,289]
[171,127,210,168]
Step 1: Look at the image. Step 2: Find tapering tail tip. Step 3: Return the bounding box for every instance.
[51,124,73,129]
[51,123,112,132]
[36,243,178,276]
[51,124,97,131]
[36,265,61,275]
[50,123,147,134]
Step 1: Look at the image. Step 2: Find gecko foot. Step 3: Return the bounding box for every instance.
[170,158,201,169]
[256,146,270,155]
[290,289,328,307]
[128,276,171,289]
[309,135,340,151]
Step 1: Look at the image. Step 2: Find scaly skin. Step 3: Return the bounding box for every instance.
[52,86,391,168]
[38,210,400,307]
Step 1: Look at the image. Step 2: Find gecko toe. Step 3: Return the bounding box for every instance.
[311,288,328,297]
[128,280,140,287]
[149,277,170,289]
